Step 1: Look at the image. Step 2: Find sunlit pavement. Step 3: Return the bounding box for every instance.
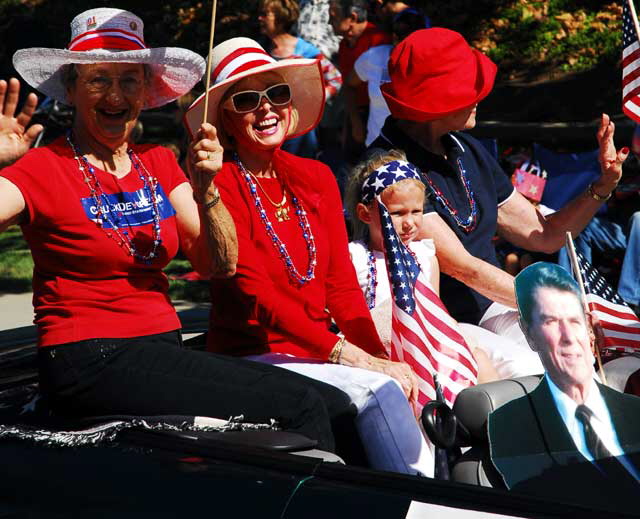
[0,292,34,331]
[0,293,210,333]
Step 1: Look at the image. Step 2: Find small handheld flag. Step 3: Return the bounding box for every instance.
[623,0,640,122]
[378,196,478,409]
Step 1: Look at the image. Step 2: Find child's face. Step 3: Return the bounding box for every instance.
[381,182,424,245]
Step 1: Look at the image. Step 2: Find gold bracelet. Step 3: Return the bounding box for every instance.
[587,183,612,202]
[329,337,345,364]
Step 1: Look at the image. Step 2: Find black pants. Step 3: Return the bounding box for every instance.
[37,331,352,452]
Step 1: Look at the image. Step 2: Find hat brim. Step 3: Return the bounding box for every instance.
[13,47,205,109]
[183,58,325,142]
[382,49,497,122]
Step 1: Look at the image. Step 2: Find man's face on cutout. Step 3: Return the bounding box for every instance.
[526,286,594,395]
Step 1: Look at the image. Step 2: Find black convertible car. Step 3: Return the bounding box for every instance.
[0,314,636,519]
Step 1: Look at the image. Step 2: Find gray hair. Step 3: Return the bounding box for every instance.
[330,0,368,22]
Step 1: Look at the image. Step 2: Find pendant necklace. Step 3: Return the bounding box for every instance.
[245,169,290,222]
[235,154,316,286]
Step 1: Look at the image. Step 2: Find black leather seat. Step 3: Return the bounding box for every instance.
[423,376,542,487]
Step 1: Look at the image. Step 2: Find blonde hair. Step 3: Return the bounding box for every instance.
[345,149,425,241]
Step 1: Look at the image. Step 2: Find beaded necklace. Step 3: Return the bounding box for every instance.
[365,242,421,309]
[66,132,162,263]
[245,170,290,222]
[422,157,478,233]
[365,248,377,309]
[234,154,316,286]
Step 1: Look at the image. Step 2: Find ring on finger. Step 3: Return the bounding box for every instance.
[207,151,213,161]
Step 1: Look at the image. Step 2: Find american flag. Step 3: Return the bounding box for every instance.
[623,0,640,123]
[379,201,478,409]
[577,252,640,353]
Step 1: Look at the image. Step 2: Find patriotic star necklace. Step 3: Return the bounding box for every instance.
[365,243,420,309]
[235,154,316,286]
[422,157,478,233]
[66,131,163,263]
[365,248,378,309]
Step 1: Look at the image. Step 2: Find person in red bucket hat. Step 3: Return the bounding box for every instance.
[380,28,496,123]
[369,28,629,380]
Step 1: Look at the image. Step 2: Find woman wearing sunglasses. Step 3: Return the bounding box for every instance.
[185,38,434,477]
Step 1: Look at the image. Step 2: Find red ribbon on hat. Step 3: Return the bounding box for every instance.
[68,28,146,52]
[211,47,273,83]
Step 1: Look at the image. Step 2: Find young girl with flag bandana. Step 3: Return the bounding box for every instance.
[346,151,499,407]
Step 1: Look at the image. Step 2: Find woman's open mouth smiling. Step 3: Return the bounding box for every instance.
[254,117,279,136]
[97,107,128,121]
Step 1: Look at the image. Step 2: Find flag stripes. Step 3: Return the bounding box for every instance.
[377,186,478,411]
[623,1,640,122]
[576,252,640,352]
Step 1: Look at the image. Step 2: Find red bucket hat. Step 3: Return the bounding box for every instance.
[381,28,497,122]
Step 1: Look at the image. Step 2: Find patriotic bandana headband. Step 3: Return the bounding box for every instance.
[360,160,423,204]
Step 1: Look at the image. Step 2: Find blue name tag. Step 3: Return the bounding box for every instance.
[80,184,175,229]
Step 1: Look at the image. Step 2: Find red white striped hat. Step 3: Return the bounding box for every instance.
[12,8,205,109]
[184,37,325,140]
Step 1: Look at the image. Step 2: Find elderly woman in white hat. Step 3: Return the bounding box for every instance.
[0,8,357,451]
[185,38,435,476]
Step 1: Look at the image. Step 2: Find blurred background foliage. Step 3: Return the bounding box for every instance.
[425,1,622,81]
[0,0,624,83]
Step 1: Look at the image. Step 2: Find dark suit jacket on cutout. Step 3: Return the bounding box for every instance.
[488,378,640,511]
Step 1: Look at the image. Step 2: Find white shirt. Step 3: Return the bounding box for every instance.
[349,239,436,356]
[296,0,341,58]
[547,374,640,480]
[349,239,436,307]
[353,44,393,146]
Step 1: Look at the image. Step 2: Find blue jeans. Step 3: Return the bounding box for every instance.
[558,212,640,305]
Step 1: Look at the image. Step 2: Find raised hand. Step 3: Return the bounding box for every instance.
[0,78,43,168]
[188,122,224,204]
[595,113,629,196]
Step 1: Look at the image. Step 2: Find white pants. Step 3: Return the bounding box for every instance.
[246,353,435,477]
[460,302,545,379]
[599,355,640,392]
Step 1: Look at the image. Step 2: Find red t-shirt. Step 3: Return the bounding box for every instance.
[338,22,391,106]
[1,138,185,347]
[208,150,385,360]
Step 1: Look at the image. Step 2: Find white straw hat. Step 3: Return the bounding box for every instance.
[184,37,325,139]
[12,7,206,109]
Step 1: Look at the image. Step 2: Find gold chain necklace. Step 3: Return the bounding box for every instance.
[246,170,290,222]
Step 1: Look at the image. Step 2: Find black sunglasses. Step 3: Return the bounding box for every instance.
[225,83,292,113]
